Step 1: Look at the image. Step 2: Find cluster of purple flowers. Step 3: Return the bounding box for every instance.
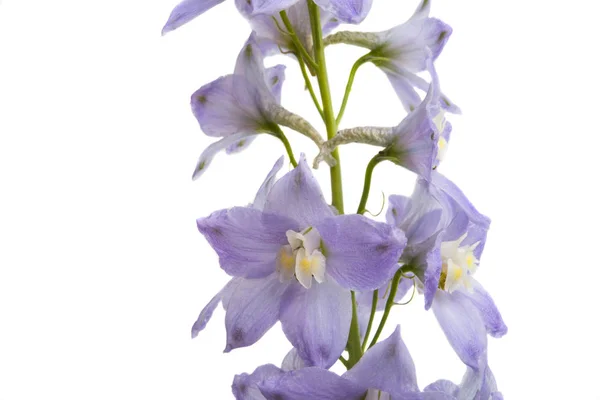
[163,0,507,398]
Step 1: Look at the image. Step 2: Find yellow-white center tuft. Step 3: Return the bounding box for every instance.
[276,227,326,289]
[440,233,480,292]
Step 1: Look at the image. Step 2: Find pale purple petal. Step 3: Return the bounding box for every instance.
[192,133,258,180]
[224,274,289,351]
[428,172,491,258]
[190,292,221,338]
[236,0,301,17]
[385,70,422,113]
[343,326,419,394]
[411,0,431,20]
[225,135,258,155]
[462,281,507,338]
[281,348,306,371]
[432,290,488,370]
[161,0,225,35]
[191,75,260,138]
[232,364,283,400]
[386,18,452,72]
[317,215,407,291]
[264,65,286,103]
[418,243,442,310]
[264,155,334,227]
[386,195,412,227]
[387,56,441,180]
[197,206,299,278]
[234,36,281,106]
[191,277,241,338]
[405,209,442,245]
[279,279,352,368]
[258,368,365,400]
[389,66,461,116]
[456,367,484,400]
[313,0,373,24]
[424,380,459,396]
[253,157,285,210]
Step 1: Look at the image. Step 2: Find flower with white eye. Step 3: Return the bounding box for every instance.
[191,156,406,369]
[374,171,507,389]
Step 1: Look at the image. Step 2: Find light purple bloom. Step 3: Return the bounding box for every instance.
[324,0,459,113]
[192,156,406,368]
[381,171,506,379]
[315,57,450,180]
[162,0,371,35]
[382,57,451,179]
[232,327,455,400]
[189,35,284,179]
[190,35,328,179]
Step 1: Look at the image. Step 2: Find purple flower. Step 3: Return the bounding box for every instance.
[315,57,450,180]
[190,35,328,179]
[232,327,455,400]
[324,0,459,113]
[162,0,372,35]
[192,156,406,368]
[382,171,506,377]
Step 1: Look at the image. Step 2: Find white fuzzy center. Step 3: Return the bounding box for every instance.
[276,227,326,289]
[440,233,479,292]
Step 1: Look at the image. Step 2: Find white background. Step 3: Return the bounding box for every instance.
[1,0,599,398]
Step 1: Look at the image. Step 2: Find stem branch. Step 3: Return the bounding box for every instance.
[336,54,371,125]
[369,269,402,349]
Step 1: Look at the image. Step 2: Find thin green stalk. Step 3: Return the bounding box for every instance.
[279,11,318,72]
[357,155,385,215]
[361,290,378,352]
[297,55,324,120]
[336,54,371,125]
[346,291,363,368]
[271,125,298,167]
[307,0,344,214]
[338,355,350,369]
[369,269,402,349]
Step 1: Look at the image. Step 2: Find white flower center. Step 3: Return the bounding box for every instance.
[440,233,479,293]
[276,227,326,289]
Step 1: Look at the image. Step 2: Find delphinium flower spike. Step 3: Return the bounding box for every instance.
[163,0,507,396]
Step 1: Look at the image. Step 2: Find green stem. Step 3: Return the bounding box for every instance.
[369,269,402,349]
[357,154,385,215]
[279,11,318,72]
[336,54,371,126]
[361,290,378,352]
[338,356,350,369]
[346,291,363,368]
[307,0,344,214]
[297,55,324,120]
[271,126,298,167]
